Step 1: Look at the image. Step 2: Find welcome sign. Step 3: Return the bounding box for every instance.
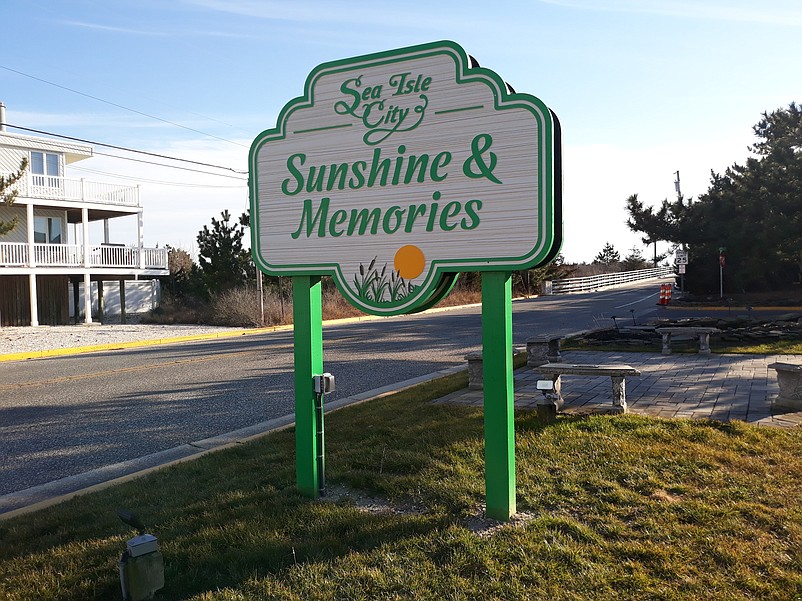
[250,40,561,315]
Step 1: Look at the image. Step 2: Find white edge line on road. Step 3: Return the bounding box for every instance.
[615,292,658,309]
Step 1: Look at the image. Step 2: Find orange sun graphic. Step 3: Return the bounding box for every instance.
[394,245,425,280]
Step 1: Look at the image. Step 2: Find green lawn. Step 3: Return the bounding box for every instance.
[2,370,802,600]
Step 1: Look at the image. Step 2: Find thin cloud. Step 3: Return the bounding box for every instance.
[539,0,802,27]
[194,30,262,39]
[183,0,489,31]
[183,0,343,22]
[62,19,259,39]
[7,110,148,130]
[5,110,239,137]
[62,20,170,36]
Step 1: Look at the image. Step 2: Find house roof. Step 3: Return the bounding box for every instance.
[0,130,93,164]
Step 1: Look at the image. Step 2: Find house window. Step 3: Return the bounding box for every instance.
[34,217,62,244]
[30,151,61,187]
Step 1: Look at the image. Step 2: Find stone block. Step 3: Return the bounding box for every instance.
[769,362,802,410]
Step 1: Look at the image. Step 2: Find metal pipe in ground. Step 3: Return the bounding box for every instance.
[315,392,325,496]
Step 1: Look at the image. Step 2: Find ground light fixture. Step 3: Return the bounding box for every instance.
[117,509,164,601]
[313,373,335,496]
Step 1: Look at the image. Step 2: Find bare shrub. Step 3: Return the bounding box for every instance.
[147,277,490,328]
[322,288,363,320]
[209,287,264,327]
[206,285,360,326]
[568,262,624,277]
[210,286,299,327]
[440,286,482,306]
[141,297,210,324]
[263,293,293,325]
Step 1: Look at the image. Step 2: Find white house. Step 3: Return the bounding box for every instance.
[0,103,168,326]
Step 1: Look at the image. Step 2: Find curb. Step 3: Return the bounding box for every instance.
[662,305,802,313]
[0,365,466,520]
[0,326,281,362]
[0,297,533,514]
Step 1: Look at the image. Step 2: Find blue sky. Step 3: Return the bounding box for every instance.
[2,0,800,262]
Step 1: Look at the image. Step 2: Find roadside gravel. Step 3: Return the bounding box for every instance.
[0,321,250,356]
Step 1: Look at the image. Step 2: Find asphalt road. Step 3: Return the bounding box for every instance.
[0,280,665,500]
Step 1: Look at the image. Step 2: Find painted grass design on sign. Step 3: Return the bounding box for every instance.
[352,256,416,304]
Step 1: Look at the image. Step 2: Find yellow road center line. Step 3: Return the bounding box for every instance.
[0,349,263,391]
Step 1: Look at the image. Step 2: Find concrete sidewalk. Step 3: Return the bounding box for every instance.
[435,350,802,428]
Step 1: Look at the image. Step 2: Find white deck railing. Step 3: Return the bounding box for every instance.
[0,242,167,269]
[12,173,140,207]
[550,266,674,294]
[37,243,83,266]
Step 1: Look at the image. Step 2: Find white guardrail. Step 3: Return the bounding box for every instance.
[549,266,674,294]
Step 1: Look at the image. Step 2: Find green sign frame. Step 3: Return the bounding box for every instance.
[250,40,560,316]
[250,41,562,521]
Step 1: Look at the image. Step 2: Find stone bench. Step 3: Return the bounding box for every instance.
[465,347,526,390]
[465,336,564,390]
[769,362,802,410]
[532,363,641,419]
[655,327,720,355]
[526,335,563,367]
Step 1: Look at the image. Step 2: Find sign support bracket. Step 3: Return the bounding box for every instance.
[292,275,323,498]
[482,271,516,520]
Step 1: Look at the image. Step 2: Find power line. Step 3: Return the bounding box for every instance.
[92,150,247,180]
[0,64,248,148]
[6,124,248,175]
[71,165,246,188]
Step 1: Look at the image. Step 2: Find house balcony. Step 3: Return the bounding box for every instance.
[0,242,168,271]
[13,172,140,207]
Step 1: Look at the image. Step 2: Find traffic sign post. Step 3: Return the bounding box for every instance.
[675,249,688,292]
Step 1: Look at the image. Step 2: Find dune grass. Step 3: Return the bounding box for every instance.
[1,369,802,600]
[563,336,802,355]
[717,339,802,355]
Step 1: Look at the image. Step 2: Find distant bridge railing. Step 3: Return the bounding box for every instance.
[548,266,674,294]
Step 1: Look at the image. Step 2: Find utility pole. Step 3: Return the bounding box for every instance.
[675,171,685,293]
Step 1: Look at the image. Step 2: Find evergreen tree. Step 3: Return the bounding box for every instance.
[622,247,649,271]
[625,102,802,292]
[594,242,620,265]
[196,210,252,297]
[514,254,575,296]
[164,245,203,300]
[0,158,29,236]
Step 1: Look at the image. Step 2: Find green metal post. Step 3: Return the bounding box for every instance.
[292,275,323,498]
[482,271,516,520]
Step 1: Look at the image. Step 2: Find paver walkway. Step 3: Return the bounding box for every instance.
[435,351,802,428]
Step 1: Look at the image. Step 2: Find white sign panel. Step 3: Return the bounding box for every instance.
[250,41,560,315]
